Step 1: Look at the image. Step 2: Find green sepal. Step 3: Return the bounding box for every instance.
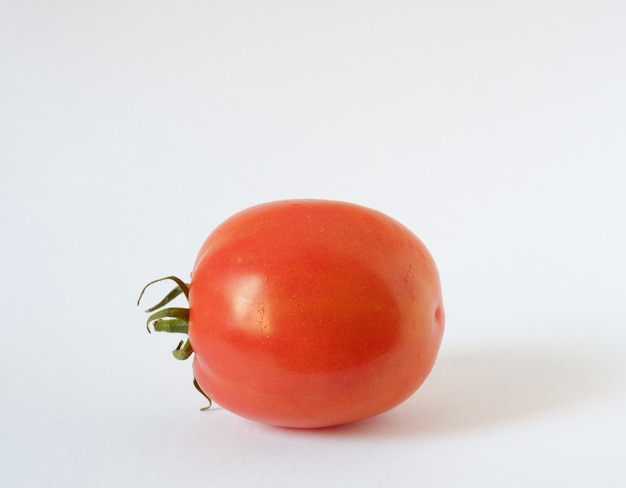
[139,275,212,407]
[146,307,189,332]
[143,286,186,313]
[194,377,212,411]
[137,276,190,309]
[152,318,189,334]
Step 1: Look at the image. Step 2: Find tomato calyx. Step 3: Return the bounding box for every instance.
[137,276,212,410]
[137,276,191,359]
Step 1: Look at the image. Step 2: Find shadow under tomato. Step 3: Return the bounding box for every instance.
[305,340,624,438]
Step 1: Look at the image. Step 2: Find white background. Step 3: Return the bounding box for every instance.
[2,1,625,486]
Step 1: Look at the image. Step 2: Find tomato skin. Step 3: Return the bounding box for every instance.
[188,200,444,428]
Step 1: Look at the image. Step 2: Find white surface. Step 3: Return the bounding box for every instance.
[2,1,625,487]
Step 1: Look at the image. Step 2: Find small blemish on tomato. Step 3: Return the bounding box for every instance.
[435,305,444,328]
[256,303,265,327]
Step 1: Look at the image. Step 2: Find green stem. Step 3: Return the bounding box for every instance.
[173,339,193,360]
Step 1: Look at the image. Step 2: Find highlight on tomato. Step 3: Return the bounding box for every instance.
[138,199,445,428]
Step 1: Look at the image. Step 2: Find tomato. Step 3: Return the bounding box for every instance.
[140,200,444,428]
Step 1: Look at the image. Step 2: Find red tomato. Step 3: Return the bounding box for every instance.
[142,200,444,428]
